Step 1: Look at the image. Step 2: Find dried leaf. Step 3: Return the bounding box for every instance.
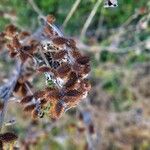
[23,104,36,112]
[71,49,82,59]
[64,89,81,97]
[18,31,30,39]
[57,63,71,77]
[34,91,45,99]
[12,36,21,49]
[9,51,18,58]
[0,141,3,150]
[46,14,56,24]
[19,51,29,62]
[0,101,4,110]
[44,26,54,36]
[40,98,47,106]
[88,123,95,134]
[32,108,38,119]
[52,37,68,46]
[67,39,76,49]
[64,72,78,89]
[50,102,65,119]
[38,66,51,72]
[76,56,90,65]
[77,127,85,133]
[20,95,33,104]
[53,50,67,60]
[5,24,17,36]
[0,132,18,143]
[46,89,61,103]
[80,79,91,92]
[6,44,15,52]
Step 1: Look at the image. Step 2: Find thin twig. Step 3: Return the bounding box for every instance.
[63,0,81,28]
[80,0,102,39]
[28,0,43,17]
[76,38,148,54]
[28,0,63,37]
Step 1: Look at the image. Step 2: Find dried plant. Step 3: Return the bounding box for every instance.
[0,14,91,130]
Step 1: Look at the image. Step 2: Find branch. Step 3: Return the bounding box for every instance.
[76,38,148,54]
[0,61,23,131]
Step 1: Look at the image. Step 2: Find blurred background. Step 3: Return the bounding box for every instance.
[0,0,150,149]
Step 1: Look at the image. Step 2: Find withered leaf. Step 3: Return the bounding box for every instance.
[53,50,67,60]
[23,104,36,112]
[0,132,18,143]
[46,14,56,24]
[76,56,90,65]
[57,63,71,77]
[20,95,33,104]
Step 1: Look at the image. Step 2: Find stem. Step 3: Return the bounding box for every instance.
[63,0,81,28]
[0,61,22,131]
[80,0,102,39]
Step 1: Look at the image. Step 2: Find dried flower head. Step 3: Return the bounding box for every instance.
[3,14,91,120]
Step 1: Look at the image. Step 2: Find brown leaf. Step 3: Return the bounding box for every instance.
[71,49,82,59]
[0,140,3,150]
[5,24,17,36]
[88,123,95,134]
[0,132,18,143]
[44,26,54,36]
[50,102,65,119]
[19,51,29,62]
[83,64,91,74]
[40,99,47,106]
[80,79,91,92]
[46,14,56,24]
[20,95,33,104]
[9,51,18,58]
[57,63,71,78]
[77,127,85,133]
[64,89,81,97]
[63,96,81,106]
[67,39,77,49]
[20,84,28,96]
[12,35,21,49]
[32,108,38,119]
[72,62,84,73]
[13,81,21,93]
[76,56,90,65]
[52,37,68,46]
[37,66,52,73]
[6,44,15,52]
[18,31,31,40]
[65,72,78,89]
[46,89,61,103]
[34,90,45,99]
[53,50,67,60]
[0,101,4,110]
[23,104,36,112]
